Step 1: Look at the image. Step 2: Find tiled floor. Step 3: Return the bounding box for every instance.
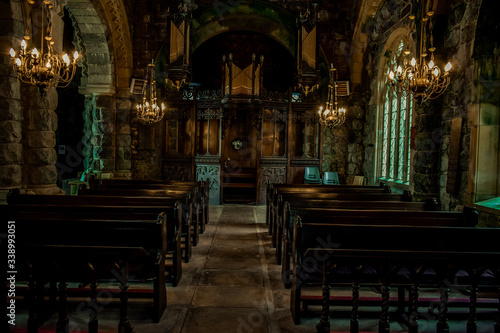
[12,205,498,333]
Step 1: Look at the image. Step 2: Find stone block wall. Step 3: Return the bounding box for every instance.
[362,0,410,188]
[322,97,365,185]
[115,92,132,178]
[438,0,482,210]
[90,94,115,172]
[21,86,60,194]
[0,1,23,192]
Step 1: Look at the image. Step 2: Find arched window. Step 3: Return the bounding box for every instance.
[378,35,414,185]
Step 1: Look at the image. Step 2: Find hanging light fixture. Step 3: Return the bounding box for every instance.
[9,0,79,90]
[136,61,165,125]
[388,0,452,103]
[318,64,347,127]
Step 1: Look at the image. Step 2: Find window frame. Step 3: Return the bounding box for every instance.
[375,31,415,191]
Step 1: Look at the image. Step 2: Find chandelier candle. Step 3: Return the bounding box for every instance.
[388,2,452,103]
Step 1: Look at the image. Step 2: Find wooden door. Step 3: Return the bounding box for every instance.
[221,110,258,203]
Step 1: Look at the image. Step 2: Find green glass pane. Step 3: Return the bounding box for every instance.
[406,96,413,183]
[398,94,407,181]
[382,96,390,178]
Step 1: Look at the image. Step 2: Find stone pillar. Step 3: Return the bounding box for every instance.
[82,95,94,166]
[115,90,132,178]
[0,57,22,191]
[412,102,441,201]
[23,86,63,195]
[91,94,116,173]
[0,1,23,199]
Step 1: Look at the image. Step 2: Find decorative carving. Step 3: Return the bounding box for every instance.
[66,8,88,78]
[196,99,221,109]
[181,89,194,101]
[195,156,220,164]
[262,108,288,123]
[259,166,286,204]
[290,158,320,166]
[197,108,223,120]
[262,90,289,102]
[261,158,287,165]
[292,110,319,125]
[197,90,222,100]
[96,0,133,77]
[196,165,220,205]
[165,108,191,121]
[162,164,190,181]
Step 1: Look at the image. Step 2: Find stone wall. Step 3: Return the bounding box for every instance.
[0,0,23,196]
[115,91,132,178]
[1,1,61,195]
[90,94,115,172]
[362,0,411,188]
[438,0,482,210]
[322,97,365,185]
[22,86,63,194]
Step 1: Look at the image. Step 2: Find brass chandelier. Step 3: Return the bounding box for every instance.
[9,0,79,90]
[318,64,346,127]
[388,1,452,103]
[136,62,165,125]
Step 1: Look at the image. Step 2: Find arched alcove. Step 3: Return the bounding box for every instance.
[191,1,296,57]
[192,30,295,91]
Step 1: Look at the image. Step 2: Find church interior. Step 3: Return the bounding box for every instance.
[2,0,500,332]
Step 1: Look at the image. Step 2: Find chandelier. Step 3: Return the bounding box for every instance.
[388,1,452,103]
[9,0,79,90]
[136,62,165,125]
[318,64,346,127]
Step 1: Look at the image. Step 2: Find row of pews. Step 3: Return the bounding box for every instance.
[265,182,500,333]
[2,179,209,333]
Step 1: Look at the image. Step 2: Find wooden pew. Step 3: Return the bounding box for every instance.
[95,179,210,233]
[269,189,411,246]
[7,213,167,332]
[289,211,485,326]
[277,198,437,257]
[281,206,476,288]
[6,190,187,280]
[268,184,396,238]
[277,199,439,286]
[3,204,183,287]
[265,182,389,226]
[292,221,500,332]
[78,186,199,252]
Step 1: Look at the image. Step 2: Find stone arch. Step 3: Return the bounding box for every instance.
[66,0,132,95]
[375,27,415,104]
[66,0,113,95]
[190,1,296,57]
[64,0,133,175]
[350,0,385,87]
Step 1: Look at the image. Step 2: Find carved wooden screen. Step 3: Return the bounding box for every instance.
[261,108,287,157]
[196,108,222,156]
[292,111,319,158]
[164,109,192,156]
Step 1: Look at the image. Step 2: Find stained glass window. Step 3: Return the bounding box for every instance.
[379,37,413,185]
